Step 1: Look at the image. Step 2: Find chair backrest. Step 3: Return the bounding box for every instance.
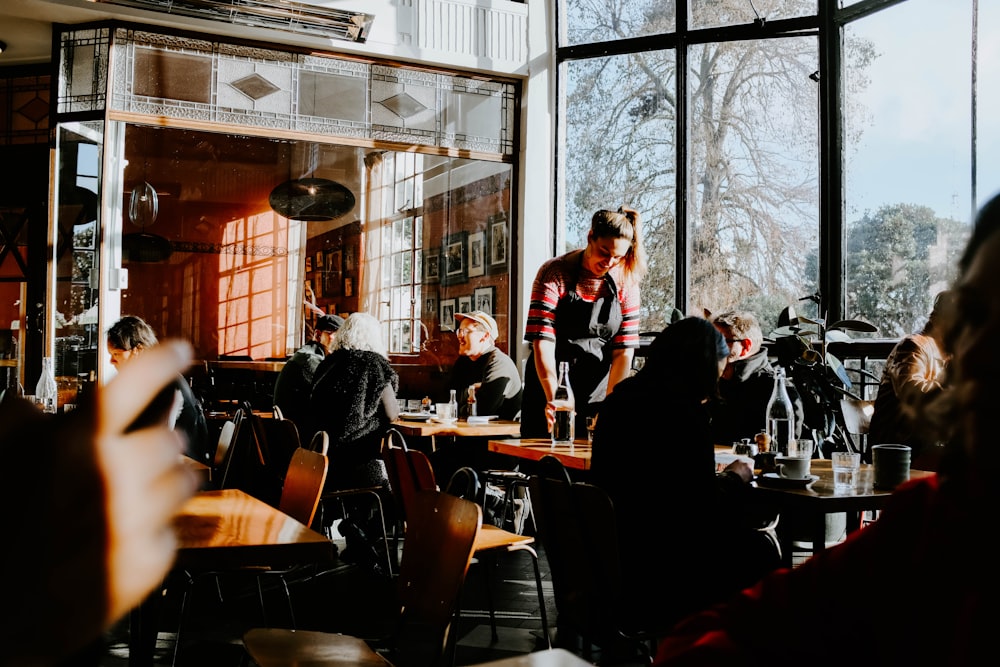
[308,430,330,456]
[278,447,330,526]
[840,398,874,435]
[393,490,481,666]
[272,404,285,421]
[213,419,237,469]
[217,408,252,490]
[529,457,628,643]
[382,440,437,525]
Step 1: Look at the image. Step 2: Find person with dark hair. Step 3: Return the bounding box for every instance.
[523,206,647,441]
[652,193,1000,666]
[273,313,344,428]
[107,315,210,462]
[590,317,779,636]
[868,290,955,469]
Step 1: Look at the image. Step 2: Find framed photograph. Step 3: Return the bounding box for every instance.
[468,231,486,278]
[313,276,323,298]
[328,249,342,274]
[344,276,353,297]
[423,293,438,319]
[72,250,94,284]
[423,249,441,284]
[344,246,355,271]
[314,251,324,270]
[325,269,341,296]
[442,231,468,286]
[440,298,456,332]
[487,214,508,273]
[305,256,313,273]
[458,294,472,314]
[474,285,496,315]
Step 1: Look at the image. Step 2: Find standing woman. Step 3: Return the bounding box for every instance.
[522,207,646,439]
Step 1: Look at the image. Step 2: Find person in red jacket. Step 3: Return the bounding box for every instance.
[653,192,1000,667]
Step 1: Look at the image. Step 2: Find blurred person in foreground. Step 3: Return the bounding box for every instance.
[1,341,199,664]
[450,310,522,420]
[653,194,1000,666]
[591,317,780,638]
[273,313,344,428]
[522,207,645,440]
[107,315,210,463]
[710,310,804,447]
[868,290,954,470]
[308,312,399,568]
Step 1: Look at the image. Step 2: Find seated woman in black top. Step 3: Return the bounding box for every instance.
[590,317,779,635]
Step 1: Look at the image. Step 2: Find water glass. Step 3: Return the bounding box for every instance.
[789,438,814,459]
[585,416,597,444]
[832,451,861,492]
[435,402,455,420]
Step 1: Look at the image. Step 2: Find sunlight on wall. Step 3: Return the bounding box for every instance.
[217,212,289,358]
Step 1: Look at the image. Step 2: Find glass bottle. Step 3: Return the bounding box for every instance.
[765,366,795,456]
[447,388,459,421]
[551,361,575,444]
[36,356,58,414]
[467,384,478,417]
[2,367,24,403]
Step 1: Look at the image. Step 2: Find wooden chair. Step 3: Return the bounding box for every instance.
[529,456,654,664]
[308,430,330,455]
[839,397,875,462]
[243,490,482,667]
[171,447,329,664]
[382,437,551,648]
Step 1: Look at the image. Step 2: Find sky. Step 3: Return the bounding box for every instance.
[845,0,1000,224]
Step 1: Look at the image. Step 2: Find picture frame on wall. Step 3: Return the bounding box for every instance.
[344,246,355,271]
[474,286,496,315]
[328,249,342,274]
[424,293,438,319]
[424,249,441,284]
[442,231,468,285]
[344,277,353,297]
[315,251,324,270]
[458,294,472,314]
[468,231,485,278]
[305,256,313,273]
[487,214,508,273]
[440,298,456,331]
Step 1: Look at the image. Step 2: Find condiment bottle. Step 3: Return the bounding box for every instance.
[36,356,58,414]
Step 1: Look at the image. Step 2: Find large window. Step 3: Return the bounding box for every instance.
[558,0,995,337]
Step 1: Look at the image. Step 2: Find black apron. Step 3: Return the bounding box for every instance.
[522,264,624,439]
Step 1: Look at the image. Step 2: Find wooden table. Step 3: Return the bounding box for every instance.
[753,458,935,558]
[129,489,334,666]
[393,417,521,452]
[487,438,592,471]
[181,455,211,486]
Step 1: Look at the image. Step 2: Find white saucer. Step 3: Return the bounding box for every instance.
[758,473,820,489]
[430,417,458,425]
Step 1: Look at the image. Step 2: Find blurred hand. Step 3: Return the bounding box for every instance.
[1,340,199,663]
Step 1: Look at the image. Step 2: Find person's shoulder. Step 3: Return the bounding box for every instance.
[534,251,579,280]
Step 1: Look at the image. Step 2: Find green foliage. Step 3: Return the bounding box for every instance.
[845,203,968,337]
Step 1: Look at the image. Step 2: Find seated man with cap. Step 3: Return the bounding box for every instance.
[273,313,344,428]
[450,310,522,420]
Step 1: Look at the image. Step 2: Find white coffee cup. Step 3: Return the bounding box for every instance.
[776,455,811,480]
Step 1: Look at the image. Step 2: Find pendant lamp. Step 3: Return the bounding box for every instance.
[268,177,356,221]
[123,179,172,262]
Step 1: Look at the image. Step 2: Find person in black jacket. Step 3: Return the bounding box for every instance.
[308,312,399,564]
[710,310,804,448]
[107,315,209,463]
[273,313,343,429]
[591,318,780,636]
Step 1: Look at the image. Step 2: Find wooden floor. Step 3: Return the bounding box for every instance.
[97,529,560,667]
